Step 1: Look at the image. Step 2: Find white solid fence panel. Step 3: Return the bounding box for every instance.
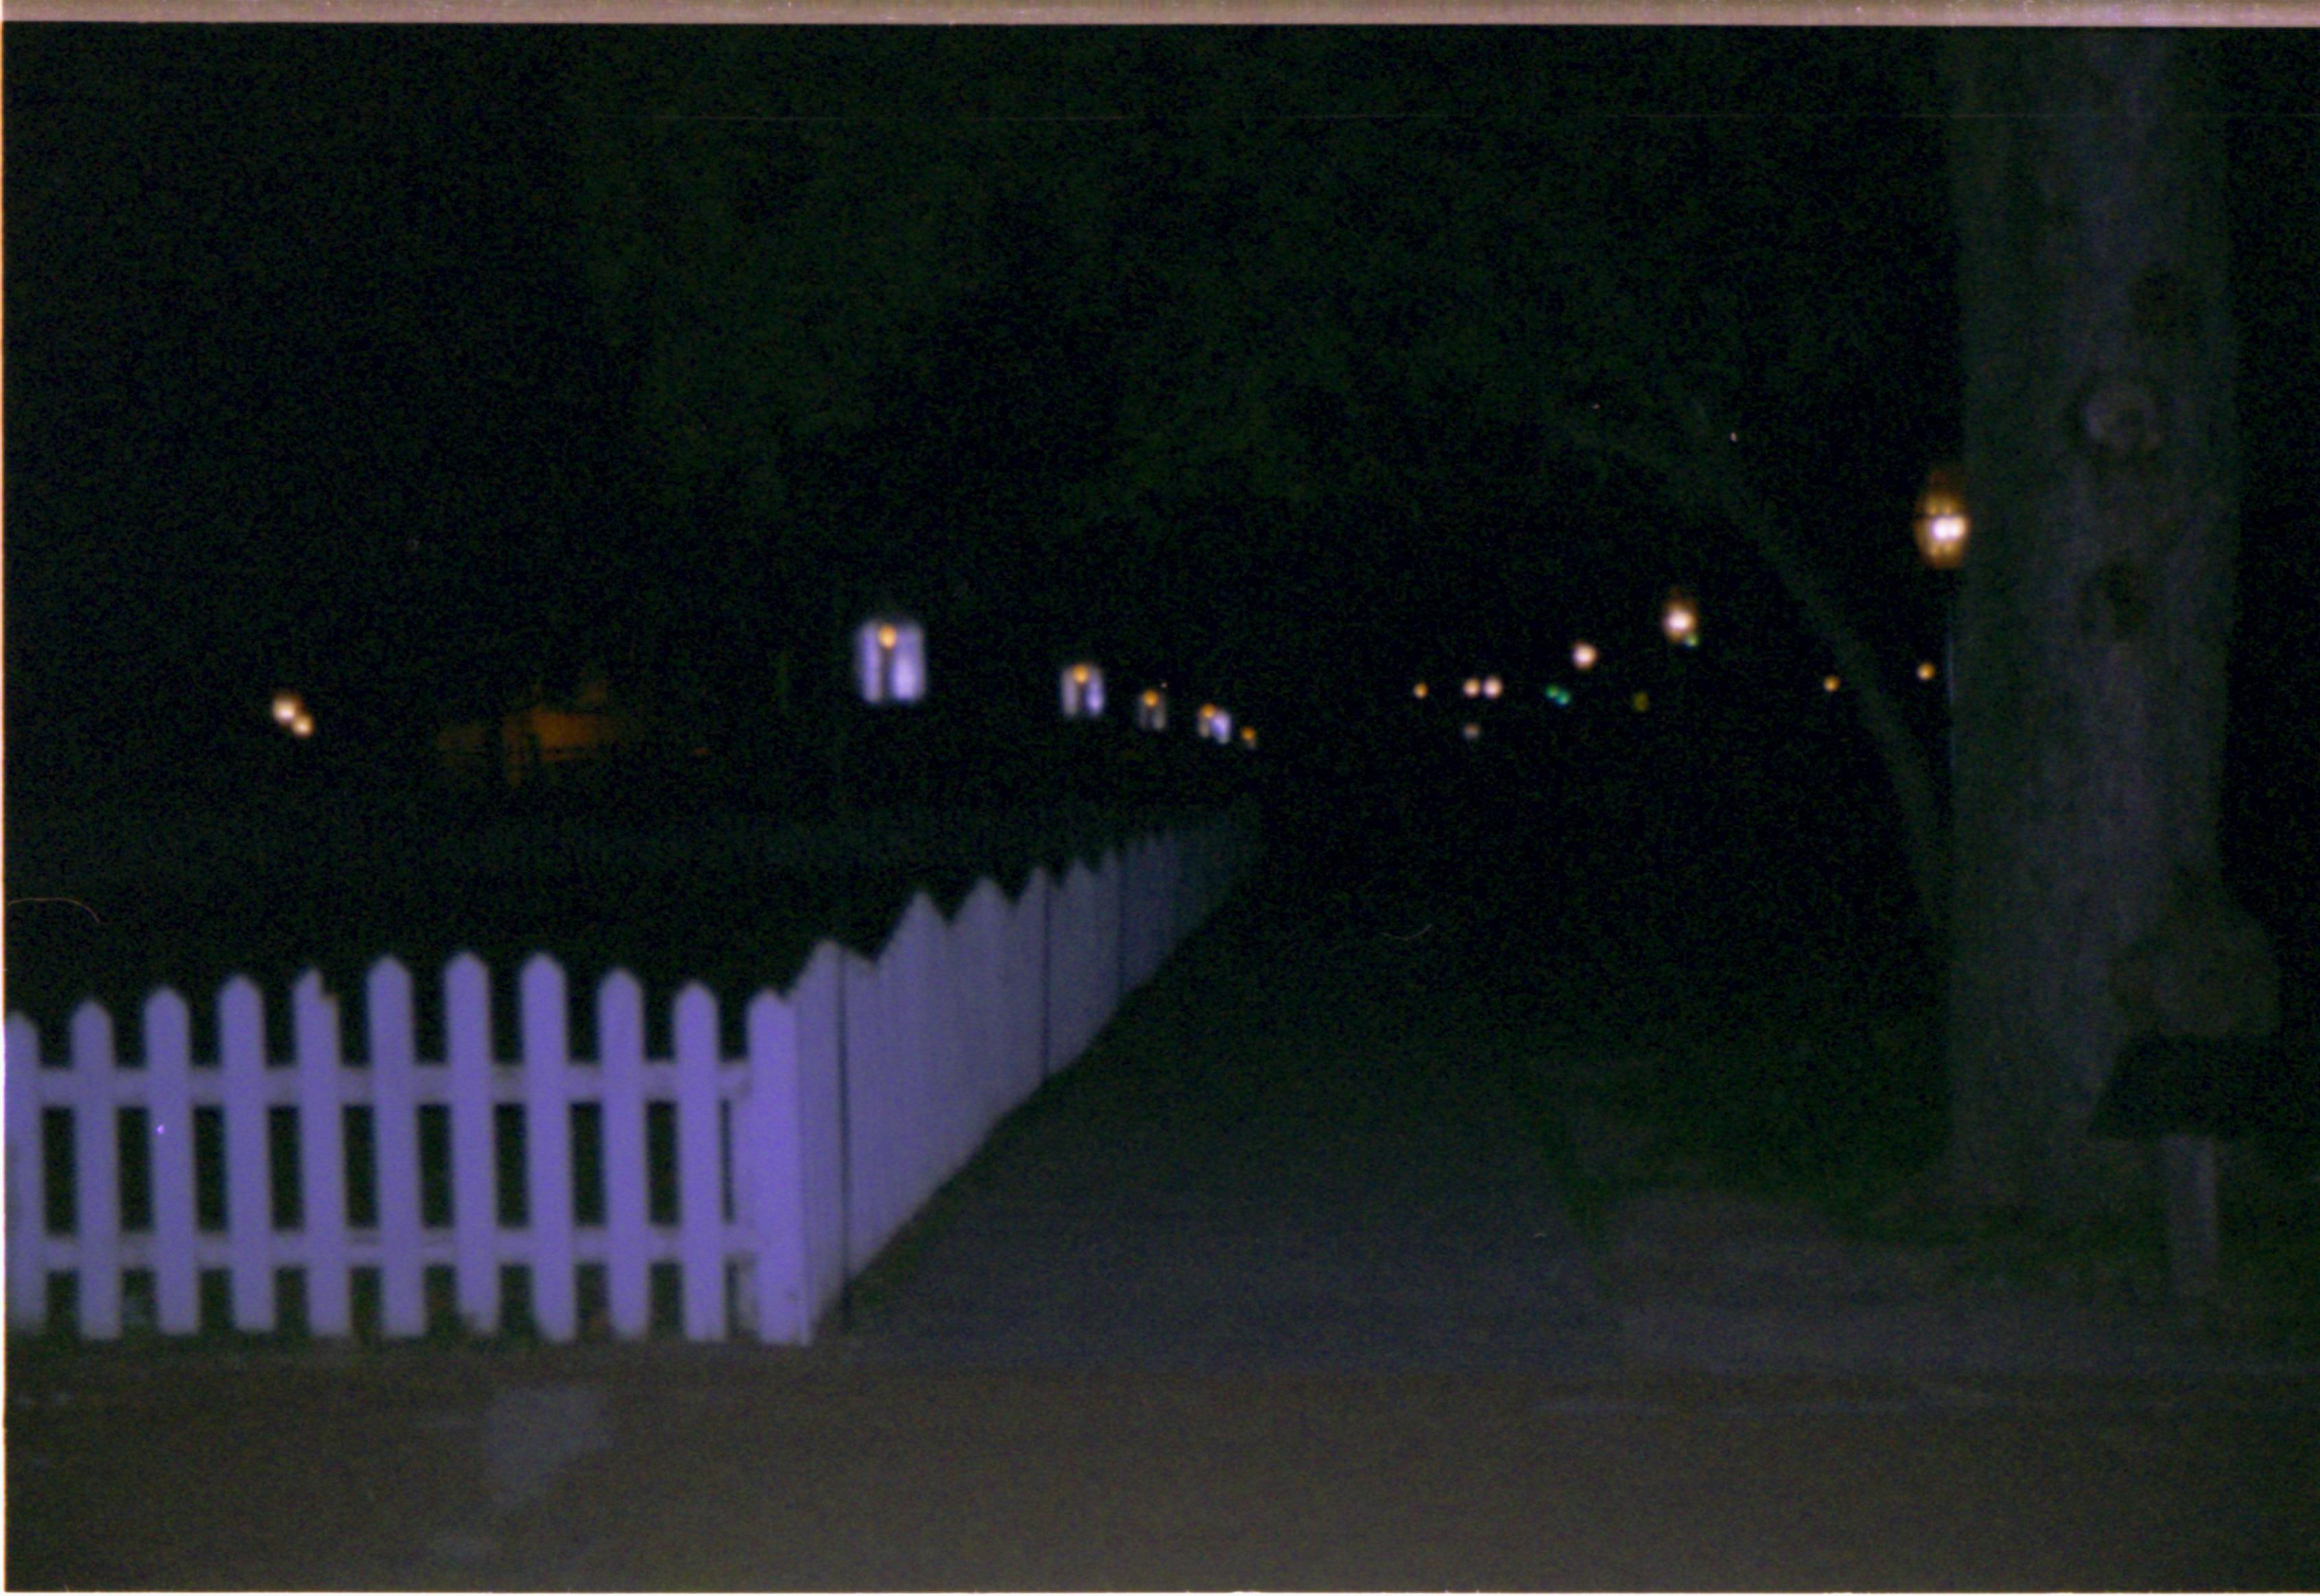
[741,984,808,1343]
[6,805,1257,1346]
[786,941,847,1329]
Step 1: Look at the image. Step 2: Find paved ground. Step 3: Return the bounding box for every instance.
[9,784,2320,1588]
[824,838,1619,1379]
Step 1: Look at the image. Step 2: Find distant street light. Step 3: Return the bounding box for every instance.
[1913,465,1971,570]
[1572,641,1599,672]
[1412,681,1430,701]
[1661,588,1699,646]
[856,614,926,704]
[1462,677,1482,699]
[1061,661,1106,719]
[1918,660,1938,682]
[1239,725,1258,750]
[1197,704,1233,745]
[271,690,313,738]
[1482,674,1503,700]
[1137,686,1168,731]
[1824,674,1843,694]
[1462,721,1482,742]
[1914,463,1969,782]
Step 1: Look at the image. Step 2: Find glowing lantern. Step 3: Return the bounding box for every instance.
[1482,675,1503,700]
[289,710,315,738]
[855,615,926,705]
[1824,674,1843,693]
[1572,641,1599,672]
[1412,681,1429,701]
[1913,465,1970,570]
[1061,661,1106,719]
[1662,588,1698,646]
[1462,677,1482,699]
[1918,660,1938,682]
[1137,686,1168,731]
[1197,704,1233,745]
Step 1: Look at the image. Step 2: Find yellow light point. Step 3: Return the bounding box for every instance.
[1918,660,1937,681]
[1662,590,1697,644]
[1142,688,1161,708]
[1572,642,1598,672]
[290,711,315,738]
[1631,690,1650,712]
[1413,681,1429,700]
[1914,466,1971,570]
[1824,675,1842,693]
[1483,675,1503,699]
[1240,726,1257,748]
[1072,664,1090,684]
[271,690,302,727]
[877,625,898,650]
[1462,677,1481,699]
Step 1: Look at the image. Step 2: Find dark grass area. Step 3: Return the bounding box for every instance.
[3,786,1228,1061]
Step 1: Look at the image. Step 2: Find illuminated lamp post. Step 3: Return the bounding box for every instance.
[1061,662,1106,719]
[855,614,926,705]
[1913,463,1971,780]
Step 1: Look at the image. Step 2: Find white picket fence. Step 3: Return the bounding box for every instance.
[5,804,1258,1344]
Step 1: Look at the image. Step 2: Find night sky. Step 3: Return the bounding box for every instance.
[7,27,2317,928]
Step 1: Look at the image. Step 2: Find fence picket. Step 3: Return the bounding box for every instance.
[216,980,271,1332]
[370,958,426,1339]
[68,1004,122,1338]
[138,991,196,1335]
[6,1015,49,1331]
[445,954,496,1335]
[521,955,577,1340]
[293,973,351,1336]
[599,969,650,1340]
[674,983,724,1341]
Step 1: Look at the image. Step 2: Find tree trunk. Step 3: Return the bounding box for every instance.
[1941,33,2269,1219]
